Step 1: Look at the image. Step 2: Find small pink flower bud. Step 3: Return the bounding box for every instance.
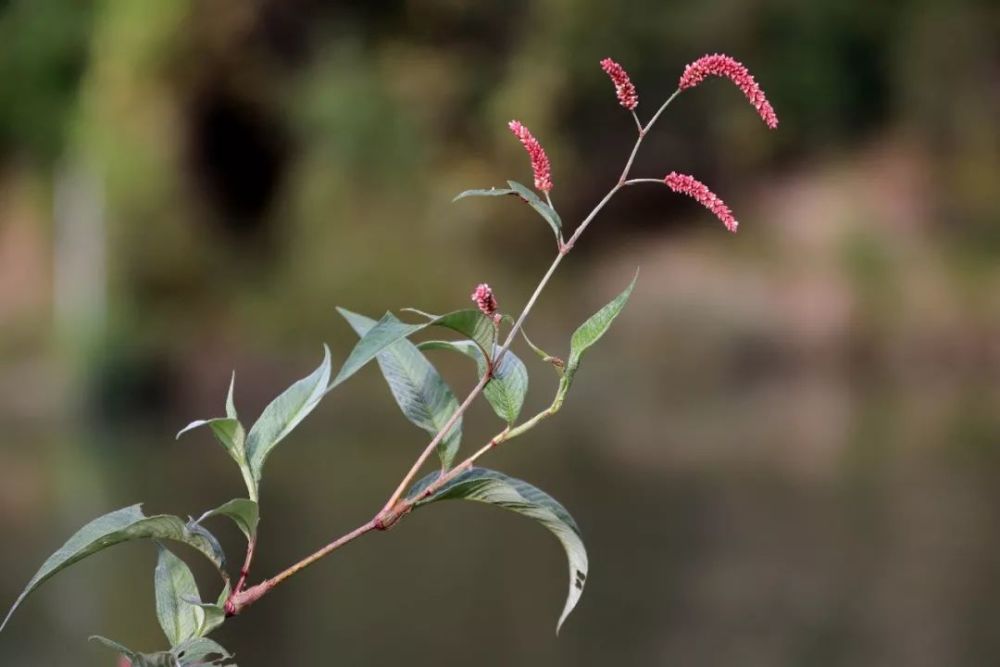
[664,171,739,232]
[471,283,498,317]
[508,120,553,193]
[678,53,779,129]
[600,57,638,111]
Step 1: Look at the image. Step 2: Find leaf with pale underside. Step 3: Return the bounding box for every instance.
[338,308,463,468]
[155,545,204,645]
[403,308,497,360]
[196,498,259,542]
[91,635,236,666]
[408,467,587,633]
[419,340,528,424]
[245,345,332,483]
[1,505,225,633]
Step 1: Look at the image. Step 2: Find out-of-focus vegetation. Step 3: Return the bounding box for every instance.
[0,1,997,665]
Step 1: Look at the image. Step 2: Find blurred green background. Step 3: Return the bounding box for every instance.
[1,0,998,665]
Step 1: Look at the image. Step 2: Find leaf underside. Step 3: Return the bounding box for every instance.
[1,505,225,633]
[338,308,463,468]
[408,467,587,633]
[418,340,528,425]
[154,545,204,645]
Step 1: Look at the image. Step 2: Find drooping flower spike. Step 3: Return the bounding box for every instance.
[471,283,498,318]
[508,120,553,193]
[664,171,739,232]
[600,58,638,111]
[678,53,779,129]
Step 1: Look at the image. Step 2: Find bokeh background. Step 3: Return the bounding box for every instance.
[1,1,998,665]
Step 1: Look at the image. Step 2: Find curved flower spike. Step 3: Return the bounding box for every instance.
[678,53,779,129]
[664,171,739,232]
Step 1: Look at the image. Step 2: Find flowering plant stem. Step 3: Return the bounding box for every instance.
[225,88,682,617]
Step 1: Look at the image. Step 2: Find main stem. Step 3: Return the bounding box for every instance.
[228,90,681,616]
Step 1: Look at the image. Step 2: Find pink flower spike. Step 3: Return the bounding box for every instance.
[600,57,638,111]
[471,283,498,318]
[664,171,739,232]
[508,120,553,193]
[678,53,779,129]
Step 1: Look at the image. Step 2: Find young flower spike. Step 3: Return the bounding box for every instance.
[508,120,553,193]
[600,57,638,110]
[678,53,779,129]
[471,283,499,318]
[664,171,739,232]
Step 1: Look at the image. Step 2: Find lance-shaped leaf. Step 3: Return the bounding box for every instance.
[419,340,528,424]
[453,181,563,240]
[562,270,638,389]
[338,308,463,468]
[91,636,236,666]
[452,186,516,201]
[196,498,259,542]
[177,418,244,463]
[331,314,428,389]
[177,374,255,498]
[1,505,225,633]
[402,308,497,360]
[246,345,332,483]
[185,581,230,638]
[408,467,587,633]
[155,545,204,645]
[507,180,562,240]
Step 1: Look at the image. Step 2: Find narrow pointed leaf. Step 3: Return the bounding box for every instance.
[332,314,428,389]
[507,180,562,239]
[196,499,259,542]
[225,372,238,420]
[403,308,496,360]
[453,186,516,201]
[177,418,245,463]
[1,505,225,633]
[184,580,230,637]
[564,270,639,385]
[155,545,204,645]
[418,340,528,424]
[246,345,332,483]
[338,308,462,468]
[172,637,236,665]
[91,636,236,667]
[409,467,587,633]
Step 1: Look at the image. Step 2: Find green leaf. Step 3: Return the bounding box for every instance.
[177,418,245,462]
[403,308,497,360]
[196,499,259,542]
[419,341,528,424]
[452,186,516,201]
[246,345,332,484]
[563,270,639,387]
[507,180,562,240]
[184,580,230,638]
[338,308,463,468]
[331,314,427,389]
[1,505,226,633]
[172,637,236,665]
[409,467,587,633]
[155,545,204,645]
[91,635,236,666]
[225,372,238,420]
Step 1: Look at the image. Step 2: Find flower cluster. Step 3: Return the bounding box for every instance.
[678,53,778,129]
[663,171,739,232]
[471,283,498,318]
[508,120,553,192]
[600,58,638,111]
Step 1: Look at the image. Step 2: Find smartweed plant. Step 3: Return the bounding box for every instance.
[2,54,778,665]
